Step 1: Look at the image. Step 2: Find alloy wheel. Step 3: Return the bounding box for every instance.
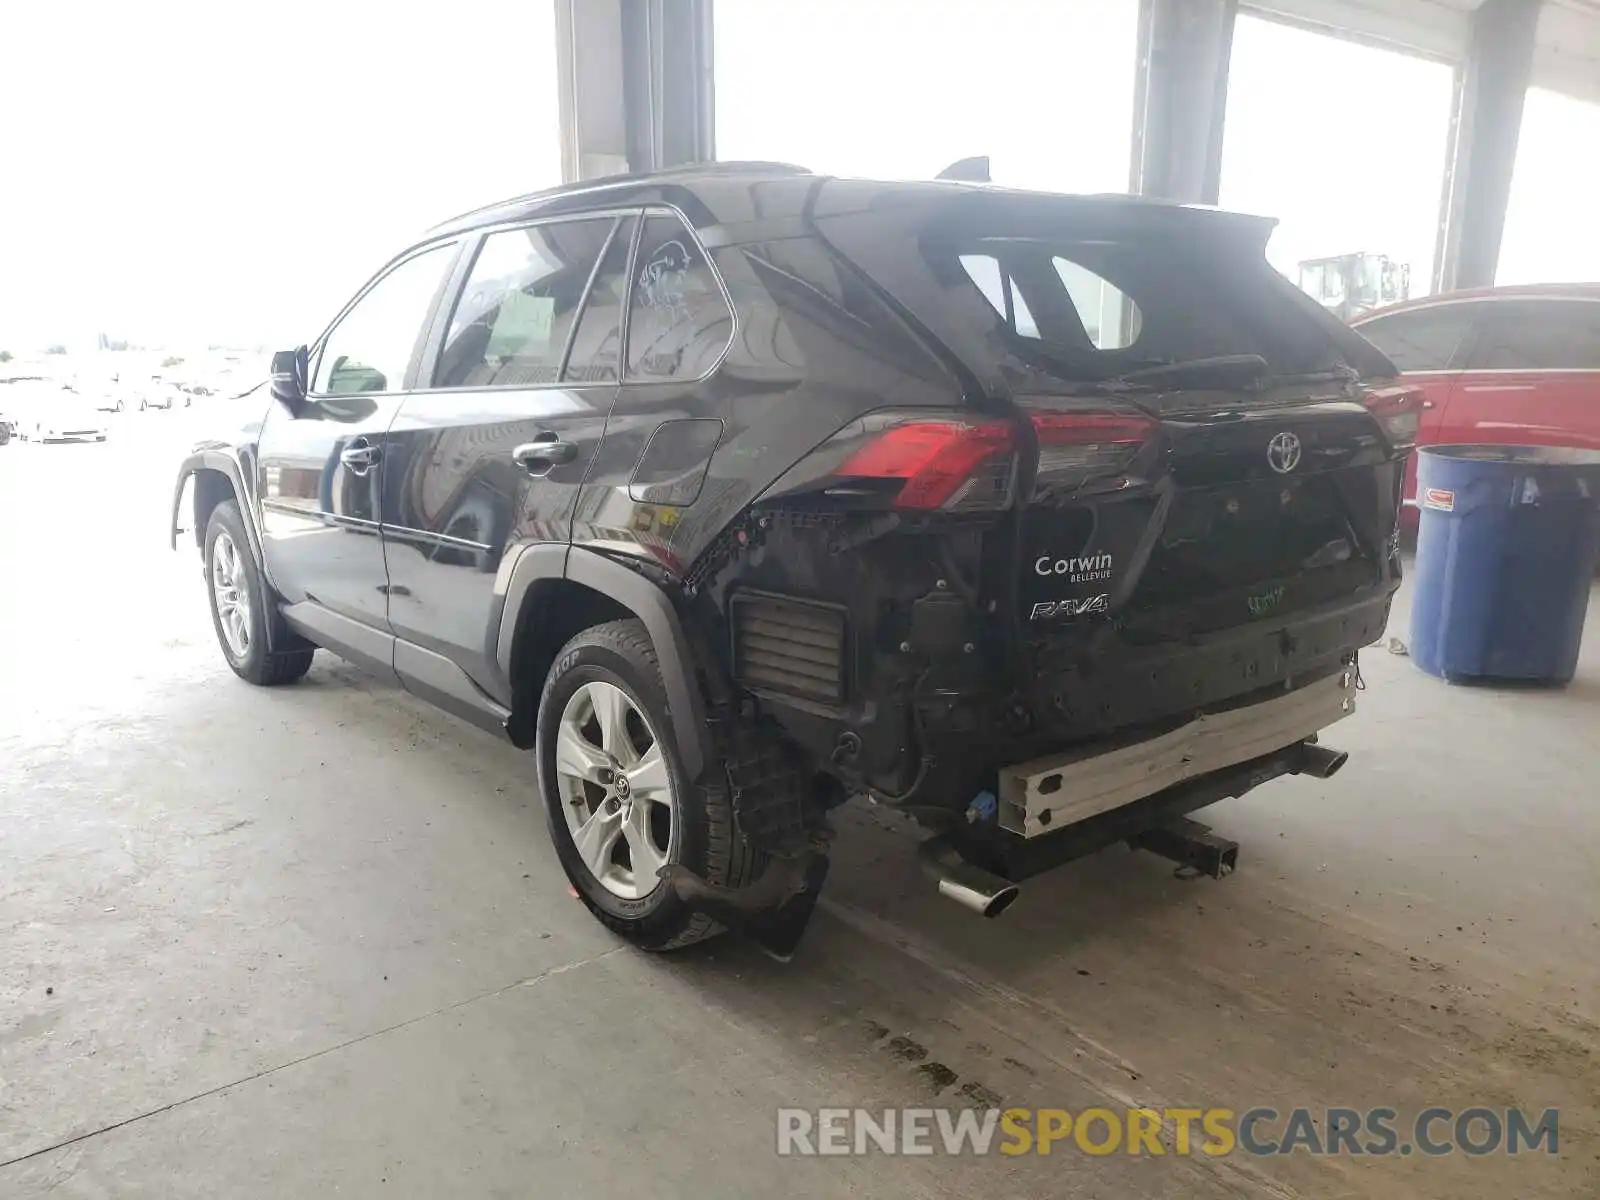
[554,681,676,899]
[211,530,252,658]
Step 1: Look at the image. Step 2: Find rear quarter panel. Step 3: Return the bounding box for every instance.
[574,233,965,574]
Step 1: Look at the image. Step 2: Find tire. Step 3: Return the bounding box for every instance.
[203,500,315,686]
[537,618,760,950]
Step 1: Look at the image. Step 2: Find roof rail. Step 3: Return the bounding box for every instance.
[432,161,813,229]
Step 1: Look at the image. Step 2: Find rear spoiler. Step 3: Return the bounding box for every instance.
[935,156,991,183]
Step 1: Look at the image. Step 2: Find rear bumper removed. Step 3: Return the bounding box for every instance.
[998,667,1357,838]
[1025,585,1392,740]
[949,735,1347,889]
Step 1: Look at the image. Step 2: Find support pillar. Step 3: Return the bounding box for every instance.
[1128,0,1238,204]
[555,0,715,183]
[1433,0,1543,292]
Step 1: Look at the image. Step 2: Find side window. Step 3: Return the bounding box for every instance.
[563,216,635,384]
[1464,300,1600,370]
[433,217,615,389]
[625,215,734,381]
[313,243,455,395]
[1356,306,1473,373]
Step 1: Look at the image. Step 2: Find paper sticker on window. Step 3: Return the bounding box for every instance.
[637,240,693,324]
[1423,487,1455,512]
[486,291,556,359]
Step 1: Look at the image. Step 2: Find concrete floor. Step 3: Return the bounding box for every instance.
[2,413,1597,1198]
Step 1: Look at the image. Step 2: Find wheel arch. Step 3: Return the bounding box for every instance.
[191,469,235,548]
[171,449,263,564]
[499,545,713,782]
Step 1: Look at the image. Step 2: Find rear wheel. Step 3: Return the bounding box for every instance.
[203,500,315,686]
[537,619,760,950]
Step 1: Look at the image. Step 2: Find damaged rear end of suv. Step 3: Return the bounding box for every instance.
[671,181,1412,951]
[176,166,1411,960]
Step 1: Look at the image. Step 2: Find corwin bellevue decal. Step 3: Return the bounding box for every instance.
[1030,594,1110,621]
[1034,551,1114,585]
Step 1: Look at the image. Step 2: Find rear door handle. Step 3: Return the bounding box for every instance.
[514,436,579,476]
[339,437,382,475]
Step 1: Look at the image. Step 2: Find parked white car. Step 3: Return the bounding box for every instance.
[27,399,108,443]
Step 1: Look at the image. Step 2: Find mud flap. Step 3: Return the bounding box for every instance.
[660,851,831,962]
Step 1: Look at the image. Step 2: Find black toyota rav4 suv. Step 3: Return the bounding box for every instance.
[172,164,1412,956]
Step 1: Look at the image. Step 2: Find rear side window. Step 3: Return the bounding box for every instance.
[433,217,616,389]
[1356,306,1473,372]
[625,215,733,382]
[1463,299,1600,370]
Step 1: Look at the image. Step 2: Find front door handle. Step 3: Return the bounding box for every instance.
[514,436,579,476]
[339,437,382,475]
[1421,399,1435,410]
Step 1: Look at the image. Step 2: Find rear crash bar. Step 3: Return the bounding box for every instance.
[925,738,1345,908]
[996,668,1357,838]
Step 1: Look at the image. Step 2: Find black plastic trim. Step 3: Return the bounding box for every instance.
[496,544,711,782]
[394,640,513,740]
[280,600,399,685]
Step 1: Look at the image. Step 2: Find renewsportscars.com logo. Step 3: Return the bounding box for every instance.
[775,1106,1560,1157]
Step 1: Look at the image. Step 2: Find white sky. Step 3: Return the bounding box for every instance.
[1,0,1595,353]
[0,0,561,350]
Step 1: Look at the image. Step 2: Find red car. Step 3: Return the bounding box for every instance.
[1351,284,1600,527]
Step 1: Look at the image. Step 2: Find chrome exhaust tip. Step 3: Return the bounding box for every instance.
[918,835,1021,918]
[1296,742,1349,779]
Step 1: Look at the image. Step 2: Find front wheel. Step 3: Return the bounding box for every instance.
[537,619,761,950]
[203,500,315,686]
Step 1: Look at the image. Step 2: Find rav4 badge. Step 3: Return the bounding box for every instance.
[1029,594,1110,621]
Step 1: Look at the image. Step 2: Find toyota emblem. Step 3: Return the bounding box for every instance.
[1267,431,1302,474]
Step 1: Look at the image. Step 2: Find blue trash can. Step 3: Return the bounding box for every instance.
[1410,445,1600,684]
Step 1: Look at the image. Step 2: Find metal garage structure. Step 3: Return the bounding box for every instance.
[552,0,1599,292]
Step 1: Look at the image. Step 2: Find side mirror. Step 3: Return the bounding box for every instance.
[269,346,309,416]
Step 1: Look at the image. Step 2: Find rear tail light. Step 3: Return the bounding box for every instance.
[838,419,1011,508]
[831,408,1157,511]
[1363,385,1423,449]
[1027,409,1157,488]
[836,418,1017,510]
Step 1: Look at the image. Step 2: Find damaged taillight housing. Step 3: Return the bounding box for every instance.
[1362,385,1423,450]
[1027,409,1157,489]
[831,407,1157,511]
[835,417,1018,511]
